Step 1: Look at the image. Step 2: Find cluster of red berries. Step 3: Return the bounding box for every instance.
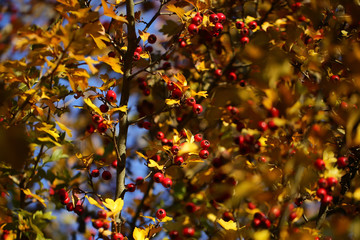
[87,90,117,134]
[153,172,173,188]
[235,20,258,44]
[169,227,195,239]
[194,133,210,159]
[186,12,226,38]
[137,77,150,96]
[92,210,110,230]
[316,177,338,204]
[91,168,112,181]
[185,96,203,115]
[58,189,84,215]
[252,212,271,229]
[234,133,261,155]
[133,45,143,61]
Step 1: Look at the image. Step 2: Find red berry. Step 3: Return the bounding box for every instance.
[174,156,184,165]
[112,233,124,240]
[93,219,103,229]
[74,205,84,215]
[270,107,279,117]
[248,21,258,30]
[126,183,136,192]
[322,195,333,204]
[169,230,179,239]
[87,125,95,133]
[182,227,195,237]
[222,211,235,221]
[200,139,210,149]
[112,159,118,168]
[213,22,223,32]
[217,13,226,23]
[138,80,148,90]
[102,170,112,180]
[316,188,327,199]
[228,72,237,81]
[100,104,109,113]
[61,196,70,205]
[318,178,328,188]
[92,114,103,124]
[97,122,108,133]
[268,120,277,130]
[156,131,165,140]
[193,104,203,114]
[258,156,267,162]
[240,27,249,36]
[58,188,68,199]
[288,211,297,221]
[148,34,157,44]
[153,172,164,183]
[209,13,219,23]
[66,202,74,211]
[185,202,197,213]
[240,36,249,44]
[156,209,166,220]
[167,81,176,91]
[252,218,261,227]
[186,97,196,106]
[194,133,203,142]
[179,40,187,48]
[91,169,100,178]
[143,88,150,96]
[108,51,116,57]
[151,155,161,162]
[143,121,151,130]
[199,149,209,159]
[258,121,268,131]
[98,210,107,219]
[191,16,202,26]
[269,206,281,219]
[214,69,222,77]
[172,88,182,99]
[291,2,302,11]
[171,145,180,155]
[106,90,117,102]
[236,21,245,29]
[145,45,153,52]
[314,159,325,171]
[326,177,338,187]
[330,75,340,81]
[135,45,142,53]
[337,156,348,168]
[133,51,141,61]
[188,24,199,35]
[248,202,256,209]
[161,177,173,188]
[136,177,144,185]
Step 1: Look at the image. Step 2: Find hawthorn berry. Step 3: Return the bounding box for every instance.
[270,107,279,117]
[213,22,223,32]
[74,205,84,215]
[171,88,182,99]
[179,40,187,48]
[214,69,222,78]
[236,21,245,29]
[162,177,173,188]
[87,125,95,133]
[199,149,209,159]
[248,21,258,30]
[330,75,340,81]
[186,97,196,106]
[174,156,184,165]
[112,159,118,168]
[61,197,70,205]
[143,121,151,130]
[194,133,203,142]
[288,211,297,221]
[209,13,219,23]
[322,195,333,204]
[318,178,328,188]
[151,155,161,162]
[143,88,150,96]
[167,81,176,91]
[133,52,141,61]
[171,145,180,155]
[92,115,103,124]
[337,156,348,168]
[97,122,108,133]
[93,219,103,229]
[240,36,249,44]
[182,227,195,237]
[191,16,202,25]
[316,188,327,199]
[291,2,302,11]
[188,24,199,35]
[98,210,107,219]
[200,139,210,149]
[66,202,74,211]
[111,233,124,240]
[156,209,166,220]
[228,72,237,81]
[193,104,203,114]
[106,90,117,102]
[138,80,148,90]
[156,131,165,140]
[240,27,249,36]
[100,104,109,113]
[135,177,144,185]
[258,121,268,131]
[169,230,179,239]
[135,45,142,53]
[148,34,157,44]
[126,183,136,192]
[268,120,277,130]
[326,177,338,187]
[269,206,281,219]
[217,13,226,23]
[102,170,112,180]
[222,211,235,221]
[91,169,100,178]
[153,172,164,183]
[185,202,197,213]
[314,159,325,171]
[247,202,256,209]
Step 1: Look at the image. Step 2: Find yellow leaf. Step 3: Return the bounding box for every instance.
[90,34,108,50]
[103,198,124,218]
[138,30,150,43]
[108,106,128,115]
[133,227,149,240]
[56,120,72,138]
[195,60,209,72]
[140,52,150,59]
[166,4,185,22]
[353,188,360,201]
[76,153,94,168]
[158,216,173,223]
[66,68,89,92]
[262,89,278,110]
[184,0,211,11]
[190,90,208,98]
[217,219,237,230]
[254,230,270,240]
[86,196,105,211]
[84,56,100,74]
[174,73,187,86]
[178,142,198,156]
[22,189,46,207]
[165,99,180,105]
[84,98,102,115]
[36,123,60,140]
[291,207,304,222]
[101,0,128,23]
[136,151,148,160]
[37,137,61,146]
[140,215,156,223]
[98,55,123,74]
[148,160,164,170]
[57,0,79,7]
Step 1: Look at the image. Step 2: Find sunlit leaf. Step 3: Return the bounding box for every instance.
[191,90,208,98]
[98,55,123,74]
[107,106,128,115]
[103,198,124,218]
[254,230,270,240]
[133,226,150,240]
[101,0,128,23]
[22,189,46,207]
[140,215,156,223]
[165,99,180,105]
[217,219,238,230]
[158,216,173,223]
[76,153,94,168]
[86,196,105,211]
[148,160,164,170]
[56,120,72,138]
[84,98,102,115]
[138,30,150,43]
[178,142,198,156]
[166,4,185,22]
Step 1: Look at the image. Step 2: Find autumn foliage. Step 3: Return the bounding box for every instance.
[2,0,360,239]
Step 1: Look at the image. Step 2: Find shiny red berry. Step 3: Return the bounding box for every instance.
[327,177,338,187]
[156,131,165,140]
[97,122,108,133]
[92,114,103,124]
[106,90,117,102]
[322,195,333,204]
[228,72,237,81]
[100,104,109,113]
[171,145,180,155]
[148,34,157,44]
[248,21,258,30]
[318,178,328,188]
[330,75,340,81]
[194,133,203,142]
[337,156,348,168]
[153,172,164,183]
[191,16,202,25]
[209,13,219,23]
[126,183,136,192]
[133,51,141,61]
[112,159,118,168]
[316,188,327,199]
[258,121,268,131]
[98,210,107,219]
[199,149,209,159]
[174,156,184,165]
[240,27,249,36]
[182,227,195,237]
[186,97,196,106]
[188,24,199,35]
[217,13,226,23]
[161,177,172,188]
[240,36,249,44]
[200,139,210,149]
[214,69,222,77]
[135,45,142,53]
[66,202,74,211]
[169,230,179,239]
[314,159,325,171]
[74,205,84,215]
[236,21,245,29]
[193,104,203,114]
[111,233,124,240]
[93,219,103,229]
[91,169,100,178]
[213,22,223,32]
[102,170,112,180]
[156,209,166,220]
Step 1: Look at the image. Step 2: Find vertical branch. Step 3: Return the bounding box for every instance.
[114,0,136,231]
